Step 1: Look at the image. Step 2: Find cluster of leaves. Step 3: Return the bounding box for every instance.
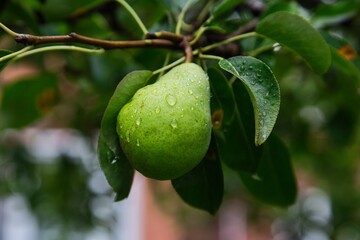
[1,0,360,237]
[97,1,358,215]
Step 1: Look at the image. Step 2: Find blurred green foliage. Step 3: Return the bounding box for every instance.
[0,0,360,239]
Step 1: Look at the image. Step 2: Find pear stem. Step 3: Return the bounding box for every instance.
[153,57,185,75]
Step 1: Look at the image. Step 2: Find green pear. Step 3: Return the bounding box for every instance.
[117,63,212,180]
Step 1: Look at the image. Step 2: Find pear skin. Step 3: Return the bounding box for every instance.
[117,63,211,180]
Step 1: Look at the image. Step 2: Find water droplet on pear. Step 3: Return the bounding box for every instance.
[165,94,177,106]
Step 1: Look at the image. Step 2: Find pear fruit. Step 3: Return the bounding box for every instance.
[117,63,212,180]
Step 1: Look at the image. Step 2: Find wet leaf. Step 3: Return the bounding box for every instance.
[219,56,280,145]
[98,134,134,201]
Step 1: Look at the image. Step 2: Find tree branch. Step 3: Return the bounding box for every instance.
[14,32,180,50]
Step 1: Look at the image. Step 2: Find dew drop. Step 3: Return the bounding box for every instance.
[191,106,194,110]
[155,107,161,114]
[111,158,117,164]
[188,89,193,95]
[249,66,253,70]
[165,94,177,106]
[170,118,178,129]
[136,139,140,146]
[240,66,245,71]
[246,72,251,76]
[136,117,141,126]
[262,133,267,140]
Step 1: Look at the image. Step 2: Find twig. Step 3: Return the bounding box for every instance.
[0,46,33,63]
[11,46,104,62]
[0,22,18,37]
[176,0,195,34]
[115,0,148,35]
[145,31,184,42]
[199,32,260,53]
[198,53,224,61]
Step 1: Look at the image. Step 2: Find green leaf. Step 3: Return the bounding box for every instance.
[311,1,357,28]
[0,72,58,129]
[229,80,264,172]
[208,67,236,126]
[256,11,331,74]
[207,0,245,24]
[260,2,302,19]
[240,134,297,206]
[1,2,40,34]
[219,56,280,146]
[209,68,261,173]
[329,47,360,81]
[321,32,360,81]
[98,134,134,201]
[100,70,153,154]
[171,136,224,214]
[41,0,103,22]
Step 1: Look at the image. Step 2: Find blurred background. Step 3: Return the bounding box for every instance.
[1,0,360,239]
